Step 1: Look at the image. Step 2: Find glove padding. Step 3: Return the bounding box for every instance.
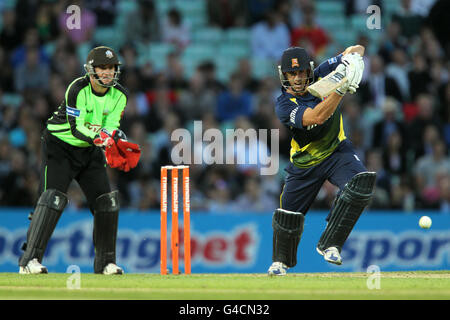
[349,55,364,92]
[105,138,141,172]
[335,53,364,96]
[105,142,128,170]
[93,129,114,147]
[116,139,141,170]
[335,64,351,96]
[341,53,364,94]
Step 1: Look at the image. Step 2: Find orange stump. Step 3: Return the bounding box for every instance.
[160,166,190,275]
[160,167,168,275]
[183,167,191,274]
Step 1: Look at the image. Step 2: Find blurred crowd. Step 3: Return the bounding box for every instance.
[0,0,449,213]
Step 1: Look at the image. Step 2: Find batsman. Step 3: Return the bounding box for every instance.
[19,46,140,274]
[268,45,376,276]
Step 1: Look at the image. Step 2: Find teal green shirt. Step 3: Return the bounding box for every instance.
[47,75,128,147]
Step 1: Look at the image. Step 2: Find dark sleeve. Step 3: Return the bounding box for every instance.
[275,98,307,129]
[314,54,343,79]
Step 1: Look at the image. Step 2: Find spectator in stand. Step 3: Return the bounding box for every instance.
[10,28,50,69]
[178,72,217,121]
[382,130,408,177]
[408,53,432,102]
[14,0,40,31]
[386,48,411,102]
[290,4,330,58]
[407,94,443,158]
[206,175,234,213]
[372,97,406,149]
[35,1,60,42]
[413,139,450,207]
[197,61,227,94]
[125,0,161,45]
[233,58,260,92]
[165,52,188,91]
[59,53,83,85]
[14,47,50,94]
[430,60,449,96]
[422,125,442,157]
[272,0,297,30]
[86,0,117,26]
[390,175,416,211]
[377,21,408,65]
[135,180,160,210]
[0,9,23,54]
[151,111,181,164]
[161,8,191,50]
[365,149,391,208]
[228,116,270,174]
[439,82,450,148]
[358,55,403,108]
[232,176,277,212]
[392,0,424,40]
[0,149,35,206]
[437,172,450,213]
[427,0,450,58]
[216,73,253,122]
[0,47,15,92]
[207,0,248,29]
[250,10,290,61]
[247,0,276,24]
[119,44,142,89]
[342,96,364,146]
[0,137,13,187]
[289,0,314,28]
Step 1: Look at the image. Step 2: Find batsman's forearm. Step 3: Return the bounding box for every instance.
[302,92,343,126]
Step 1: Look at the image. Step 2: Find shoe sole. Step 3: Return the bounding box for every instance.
[325,259,342,265]
[316,247,342,265]
[19,267,48,274]
[103,270,124,275]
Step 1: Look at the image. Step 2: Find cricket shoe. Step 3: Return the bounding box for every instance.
[316,247,342,265]
[103,263,124,275]
[267,262,288,276]
[19,258,48,274]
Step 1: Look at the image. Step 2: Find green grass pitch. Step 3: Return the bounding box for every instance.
[0,271,449,300]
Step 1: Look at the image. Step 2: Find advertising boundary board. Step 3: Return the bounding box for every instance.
[0,209,448,273]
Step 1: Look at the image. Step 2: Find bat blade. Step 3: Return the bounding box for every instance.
[307,70,347,99]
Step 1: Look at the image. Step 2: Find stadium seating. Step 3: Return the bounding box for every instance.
[117,0,137,14]
[225,28,251,45]
[147,43,176,70]
[192,28,223,46]
[316,0,345,16]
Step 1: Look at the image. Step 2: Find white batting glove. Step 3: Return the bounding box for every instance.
[335,64,350,96]
[348,57,364,94]
[342,53,364,94]
[341,54,357,83]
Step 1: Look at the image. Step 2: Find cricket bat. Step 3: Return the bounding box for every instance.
[307,70,347,99]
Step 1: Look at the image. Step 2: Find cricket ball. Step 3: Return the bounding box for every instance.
[419,216,432,229]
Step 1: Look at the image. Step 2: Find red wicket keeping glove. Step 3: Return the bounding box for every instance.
[116,139,141,170]
[105,142,128,170]
[93,129,114,148]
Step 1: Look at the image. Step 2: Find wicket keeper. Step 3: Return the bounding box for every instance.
[268,46,376,276]
[19,46,130,274]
